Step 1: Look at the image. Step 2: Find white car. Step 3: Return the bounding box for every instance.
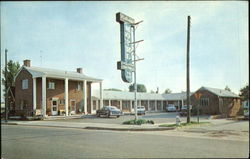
[166,104,176,112]
[131,106,146,115]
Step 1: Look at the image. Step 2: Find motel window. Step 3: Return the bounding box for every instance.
[48,82,55,89]
[200,98,209,107]
[22,79,28,89]
[59,99,65,105]
[20,100,28,110]
[77,82,82,91]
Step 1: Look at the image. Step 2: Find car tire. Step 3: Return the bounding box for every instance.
[117,115,120,118]
[107,112,110,118]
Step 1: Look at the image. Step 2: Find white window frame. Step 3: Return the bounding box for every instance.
[48,82,55,89]
[200,98,209,107]
[59,99,65,105]
[22,79,28,89]
[77,82,81,91]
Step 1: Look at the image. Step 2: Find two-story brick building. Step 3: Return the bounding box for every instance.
[14,60,103,117]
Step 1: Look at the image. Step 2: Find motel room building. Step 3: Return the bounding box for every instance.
[14,60,103,117]
[92,90,189,113]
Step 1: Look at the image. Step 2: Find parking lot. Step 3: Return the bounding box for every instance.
[54,112,210,124]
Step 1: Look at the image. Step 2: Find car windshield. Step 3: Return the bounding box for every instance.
[109,106,117,110]
[182,106,187,109]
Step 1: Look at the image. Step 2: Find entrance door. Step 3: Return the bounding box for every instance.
[70,100,76,115]
[51,100,58,115]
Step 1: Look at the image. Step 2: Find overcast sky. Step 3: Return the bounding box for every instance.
[1,1,248,97]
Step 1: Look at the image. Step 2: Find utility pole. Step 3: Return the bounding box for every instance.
[186,16,191,123]
[5,49,8,122]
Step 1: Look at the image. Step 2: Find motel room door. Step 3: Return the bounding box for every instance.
[70,100,76,115]
[51,100,58,116]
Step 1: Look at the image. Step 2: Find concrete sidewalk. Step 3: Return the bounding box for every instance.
[2,118,248,132]
[1,120,175,131]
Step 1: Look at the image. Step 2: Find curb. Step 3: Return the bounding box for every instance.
[2,122,176,131]
[84,126,176,131]
[1,122,18,125]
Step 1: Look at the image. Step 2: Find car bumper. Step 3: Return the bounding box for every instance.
[110,112,123,116]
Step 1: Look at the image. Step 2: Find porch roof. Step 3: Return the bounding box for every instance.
[19,66,102,82]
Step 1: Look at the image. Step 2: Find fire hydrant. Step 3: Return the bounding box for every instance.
[176,115,181,126]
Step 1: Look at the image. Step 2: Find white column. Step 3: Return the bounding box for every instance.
[100,82,103,108]
[65,78,69,116]
[91,100,93,113]
[42,76,46,117]
[130,100,133,112]
[147,100,150,111]
[120,100,122,110]
[33,78,37,112]
[161,100,164,111]
[84,80,87,114]
[181,99,184,106]
[97,100,99,110]
[109,100,111,106]
[139,100,142,106]
[155,100,157,111]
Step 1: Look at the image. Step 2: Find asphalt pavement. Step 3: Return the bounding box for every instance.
[1,125,249,158]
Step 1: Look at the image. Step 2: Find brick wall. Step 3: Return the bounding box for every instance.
[190,90,220,115]
[15,69,33,116]
[191,90,241,116]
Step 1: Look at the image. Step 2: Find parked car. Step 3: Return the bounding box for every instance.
[131,106,146,115]
[96,106,123,118]
[166,104,177,112]
[243,101,249,119]
[179,105,192,116]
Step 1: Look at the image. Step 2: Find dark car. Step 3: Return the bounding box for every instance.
[179,105,192,116]
[96,106,123,118]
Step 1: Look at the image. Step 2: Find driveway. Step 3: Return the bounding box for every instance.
[53,112,210,124]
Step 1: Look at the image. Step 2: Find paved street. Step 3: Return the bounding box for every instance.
[1,124,249,158]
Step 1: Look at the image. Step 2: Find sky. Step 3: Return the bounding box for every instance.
[0,1,249,100]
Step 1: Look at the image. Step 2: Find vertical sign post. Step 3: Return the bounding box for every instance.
[186,16,191,123]
[116,12,143,120]
[194,93,201,123]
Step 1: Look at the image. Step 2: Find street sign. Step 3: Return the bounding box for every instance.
[116,12,135,83]
[194,93,202,99]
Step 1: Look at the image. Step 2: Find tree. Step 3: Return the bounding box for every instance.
[129,84,147,93]
[164,88,172,94]
[2,60,20,98]
[225,85,231,92]
[239,85,249,101]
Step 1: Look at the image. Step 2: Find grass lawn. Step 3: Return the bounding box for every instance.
[159,121,211,128]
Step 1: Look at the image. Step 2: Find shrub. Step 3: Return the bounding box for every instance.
[123,119,154,125]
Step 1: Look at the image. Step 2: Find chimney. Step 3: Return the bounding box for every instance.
[23,59,31,67]
[77,68,83,74]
